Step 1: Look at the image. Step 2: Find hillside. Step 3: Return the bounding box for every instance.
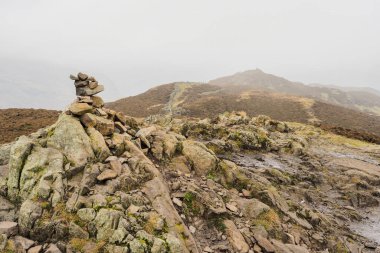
[108,82,380,144]
[1,73,380,252]
[209,69,380,116]
[0,108,60,144]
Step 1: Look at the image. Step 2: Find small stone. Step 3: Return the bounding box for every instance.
[115,122,128,133]
[0,221,18,236]
[172,197,182,207]
[189,226,196,234]
[76,85,104,96]
[254,234,275,253]
[97,169,118,181]
[110,160,123,175]
[127,204,140,215]
[226,203,238,213]
[253,244,262,253]
[0,234,7,251]
[14,236,35,251]
[78,72,88,81]
[28,245,43,253]
[115,112,127,124]
[151,238,166,253]
[224,220,249,253]
[88,81,99,89]
[69,102,93,116]
[365,242,377,249]
[81,113,114,135]
[45,243,62,253]
[81,113,97,127]
[69,221,89,239]
[77,208,96,222]
[105,156,118,162]
[204,246,214,252]
[88,76,96,82]
[78,96,92,103]
[70,74,79,80]
[91,96,104,108]
[74,80,89,87]
[242,189,251,197]
[93,108,108,117]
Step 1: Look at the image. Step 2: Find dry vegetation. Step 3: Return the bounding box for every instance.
[0,108,59,144]
[106,83,175,117]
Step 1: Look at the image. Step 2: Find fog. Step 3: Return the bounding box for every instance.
[0,0,379,109]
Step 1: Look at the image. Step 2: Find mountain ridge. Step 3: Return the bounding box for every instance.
[209,69,380,116]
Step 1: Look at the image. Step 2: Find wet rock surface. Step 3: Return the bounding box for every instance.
[0,75,379,252]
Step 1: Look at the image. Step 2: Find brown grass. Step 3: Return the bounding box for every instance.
[0,108,59,144]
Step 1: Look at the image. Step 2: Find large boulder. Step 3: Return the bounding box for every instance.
[7,136,34,201]
[86,127,111,161]
[18,146,64,205]
[47,114,94,168]
[181,140,217,176]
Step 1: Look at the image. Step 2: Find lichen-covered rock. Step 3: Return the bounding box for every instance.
[150,130,181,161]
[47,114,94,168]
[18,199,42,234]
[69,221,89,239]
[18,146,64,205]
[0,196,16,222]
[86,127,111,161]
[77,208,96,222]
[94,208,122,241]
[223,219,249,253]
[7,136,34,201]
[69,102,93,116]
[181,140,217,176]
[129,238,148,253]
[0,142,13,166]
[81,113,114,136]
[151,237,167,253]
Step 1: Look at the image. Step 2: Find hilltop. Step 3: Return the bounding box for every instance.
[210,69,380,116]
[108,82,380,144]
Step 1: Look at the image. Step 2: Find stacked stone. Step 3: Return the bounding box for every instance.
[70,72,104,96]
[67,73,137,140]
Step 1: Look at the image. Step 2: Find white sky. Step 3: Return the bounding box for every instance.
[0,0,379,108]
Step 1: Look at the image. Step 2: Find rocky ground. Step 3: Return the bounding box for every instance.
[0,74,379,253]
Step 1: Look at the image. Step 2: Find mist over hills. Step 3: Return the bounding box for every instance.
[209,69,380,116]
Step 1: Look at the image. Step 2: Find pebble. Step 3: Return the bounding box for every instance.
[226,203,238,212]
[173,197,183,207]
[204,246,214,252]
[189,226,196,234]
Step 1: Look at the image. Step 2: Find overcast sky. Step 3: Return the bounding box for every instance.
[0,0,379,109]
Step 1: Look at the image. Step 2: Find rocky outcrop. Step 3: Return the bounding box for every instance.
[47,114,94,168]
[0,74,379,252]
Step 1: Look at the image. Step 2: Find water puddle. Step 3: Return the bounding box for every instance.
[350,209,380,244]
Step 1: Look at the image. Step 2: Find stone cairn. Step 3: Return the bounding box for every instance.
[70,72,105,96]
[67,72,135,137]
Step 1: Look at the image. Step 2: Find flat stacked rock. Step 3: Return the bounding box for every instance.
[70,72,104,96]
[67,73,136,137]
